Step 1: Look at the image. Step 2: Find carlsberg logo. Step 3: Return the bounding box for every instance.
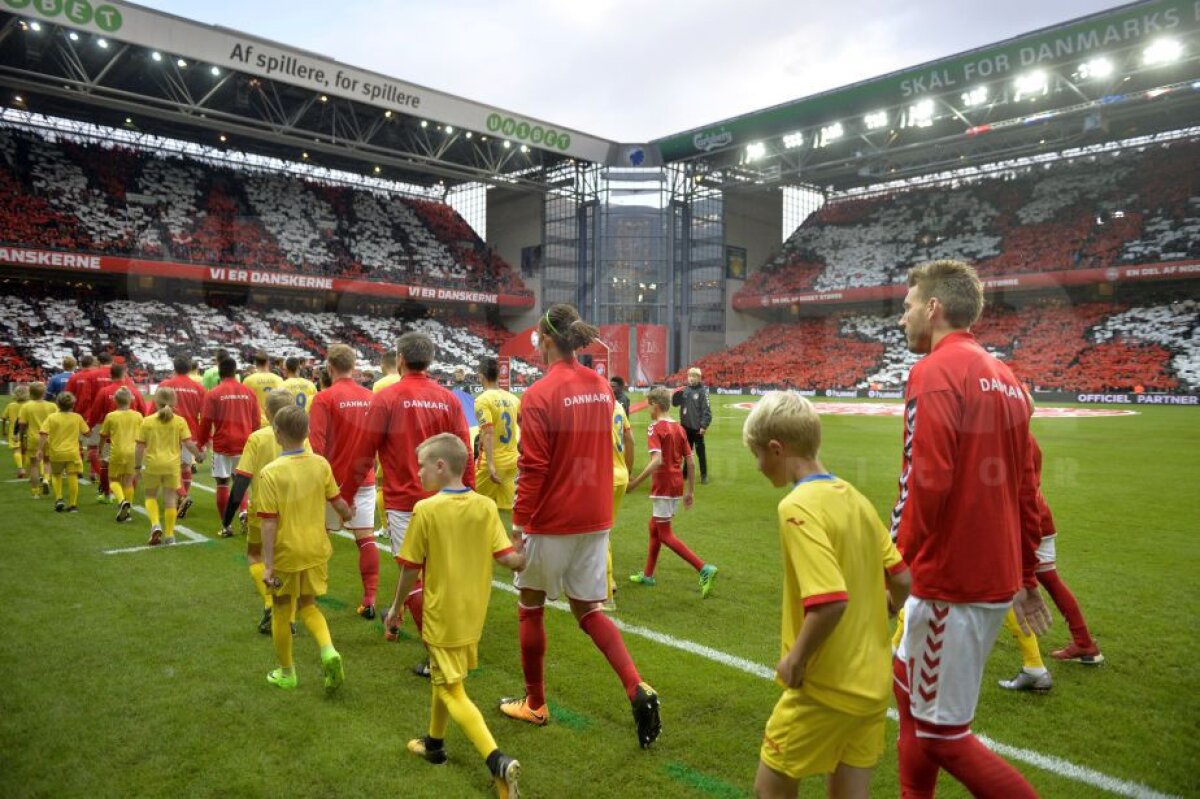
[486,113,571,151]
[693,128,733,152]
[5,0,123,32]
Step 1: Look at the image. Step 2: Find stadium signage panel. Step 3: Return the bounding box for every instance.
[732,261,1200,310]
[11,0,613,163]
[0,248,534,308]
[655,0,1200,160]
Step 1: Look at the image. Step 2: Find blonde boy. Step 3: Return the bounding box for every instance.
[257,405,352,692]
[136,387,204,546]
[743,391,910,799]
[100,387,144,523]
[38,391,89,512]
[18,382,55,498]
[4,384,30,478]
[386,433,524,798]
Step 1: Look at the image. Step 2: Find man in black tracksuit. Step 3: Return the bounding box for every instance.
[672,367,712,484]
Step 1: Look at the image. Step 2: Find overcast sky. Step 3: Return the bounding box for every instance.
[136,0,1124,142]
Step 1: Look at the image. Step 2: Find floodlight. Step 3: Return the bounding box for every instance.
[14,95,23,104]
[177,58,187,68]
[210,66,220,76]
[745,141,766,161]
[503,140,511,149]
[1014,71,1047,100]
[97,38,109,49]
[384,110,392,118]
[445,125,454,134]
[319,95,328,103]
[219,134,227,142]
[907,98,935,127]
[520,144,529,153]
[864,111,888,130]
[817,122,844,147]
[151,51,162,62]
[373,166,381,174]
[781,131,804,149]
[68,32,79,41]
[1078,57,1113,80]
[29,21,41,31]
[420,120,428,128]
[465,131,472,138]
[961,86,988,107]
[1144,38,1182,66]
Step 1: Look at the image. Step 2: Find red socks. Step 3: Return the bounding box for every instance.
[518,605,547,708]
[215,483,230,519]
[356,536,379,606]
[99,461,110,495]
[894,658,939,799]
[87,446,101,480]
[178,464,192,499]
[580,608,642,700]
[643,518,662,577]
[404,580,424,635]
[1037,569,1094,648]
[655,518,705,571]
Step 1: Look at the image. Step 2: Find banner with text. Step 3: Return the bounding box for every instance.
[0,247,534,309]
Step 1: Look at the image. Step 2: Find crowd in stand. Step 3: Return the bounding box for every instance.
[737,139,1200,300]
[0,125,530,296]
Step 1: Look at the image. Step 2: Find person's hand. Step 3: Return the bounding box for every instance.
[683,492,694,509]
[262,567,277,590]
[194,452,205,464]
[698,428,706,436]
[775,651,805,689]
[1012,586,1052,636]
[384,604,404,631]
[511,526,525,554]
[488,468,501,484]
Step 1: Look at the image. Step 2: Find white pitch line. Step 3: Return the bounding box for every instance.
[102,505,210,554]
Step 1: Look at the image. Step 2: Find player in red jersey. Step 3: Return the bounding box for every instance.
[310,344,381,620]
[159,355,207,519]
[889,260,1051,799]
[627,387,717,596]
[89,361,146,503]
[196,356,259,529]
[70,353,112,489]
[343,332,473,667]
[498,304,661,749]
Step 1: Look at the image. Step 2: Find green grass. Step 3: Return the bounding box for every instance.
[0,395,1196,798]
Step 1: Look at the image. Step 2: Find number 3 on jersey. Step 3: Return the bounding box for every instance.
[499,410,514,444]
[614,413,626,452]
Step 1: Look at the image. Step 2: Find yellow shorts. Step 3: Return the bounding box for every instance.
[613,481,628,514]
[474,463,516,510]
[49,459,83,476]
[428,643,478,686]
[108,458,135,479]
[247,519,262,547]
[272,563,328,599]
[760,688,885,779]
[142,470,181,492]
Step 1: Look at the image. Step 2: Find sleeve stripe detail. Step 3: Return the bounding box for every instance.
[886,562,909,576]
[256,512,278,519]
[803,591,849,609]
[493,547,515,560]
[234,469,253,478]
[395,557,423,570]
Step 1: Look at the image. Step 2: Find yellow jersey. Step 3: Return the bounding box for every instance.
[4,399,26,445]
[236,425,311,534]
[40,411,89,462]
[612,403,631,487]
[18,401,56,452]
[100,409,144,464]
[474,389,520,470]
[776,475,904,716]
[398,489,513,647]
[255,452,339,572]
[138,413,191,475]
[372,373,400,393]
[242,371,284,419]
[281,377,318,413]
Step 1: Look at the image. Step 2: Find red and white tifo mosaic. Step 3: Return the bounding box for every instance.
[730,402,1138,418]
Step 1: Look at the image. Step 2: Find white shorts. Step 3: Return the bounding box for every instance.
[181,447,195,467]
[1035,534,1057,572]
[651,496,681,519]
[85,427,101,447]
[515,530,610,603]
[211,452,240,480]
[327,485,375,532]
[896,595,1008,734]
[387,510,414,557]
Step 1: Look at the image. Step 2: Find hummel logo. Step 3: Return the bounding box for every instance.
[786,518,805,527]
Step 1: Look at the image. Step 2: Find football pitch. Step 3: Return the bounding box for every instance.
[0,394,1196,798]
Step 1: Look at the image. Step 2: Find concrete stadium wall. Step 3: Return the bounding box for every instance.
[722,188,781,348]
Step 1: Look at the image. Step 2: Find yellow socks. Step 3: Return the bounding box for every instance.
[437,681,498,758]
[67,475,79,507]
[271,599,294,669]
[376,487,385,527]
[892,606,906,652]
[145,497,160,527]
[164,508,177,541]
[13,450,23,470]
[51,475,63,501]
[1005,609,1046,671]
[606,545,615,599]
[297,604,333,650]
[110,482,125,504]
[249,562,271,609]
[429,683,450,739]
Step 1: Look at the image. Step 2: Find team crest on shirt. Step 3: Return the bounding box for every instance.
[786,517,804,527]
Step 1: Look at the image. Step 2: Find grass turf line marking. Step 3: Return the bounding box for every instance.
[664,762,743,799]
[103,506,210,554]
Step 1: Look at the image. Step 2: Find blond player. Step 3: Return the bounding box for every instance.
[18,382,55,498]
[243,351,283,424]
[281,356,318,414]
[99,387,143,523]
[474,357,520,530]
[37,391,89,513]
[257,406,352,692]
[607,387,635,603]
[136,388,203,546]
[387,433,525,798]
[4,384,29,478]
[743,391,911,799]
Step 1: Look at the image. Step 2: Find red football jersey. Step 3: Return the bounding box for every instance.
[344,372,472,510]
[1029,434,1056,537]
[65,368,96,419]
[158,375,207,438]
[889,331,1040,603]
[512,359,614,535]
[196,378,259,455]
[309,377,376,488]
[646,417,690,498]
[89,377,146,427]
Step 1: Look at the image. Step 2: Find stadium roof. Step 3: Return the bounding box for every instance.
[0,0,1197,195]
[0,0,617,191]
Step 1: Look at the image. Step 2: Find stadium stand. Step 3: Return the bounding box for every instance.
[735,139,1200,299]
[0,125,530,295]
